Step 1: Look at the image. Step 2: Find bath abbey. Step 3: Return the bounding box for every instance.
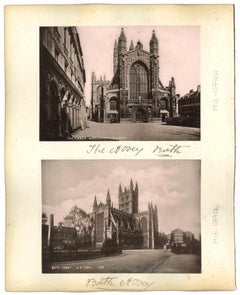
[44,179,159,250]
[90,179,158,249]
[91,28,178,123]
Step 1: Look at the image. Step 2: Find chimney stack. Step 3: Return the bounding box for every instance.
[50,214,54,227]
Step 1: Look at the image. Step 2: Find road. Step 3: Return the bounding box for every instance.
[47,249,201,273]
[73,121,200,141]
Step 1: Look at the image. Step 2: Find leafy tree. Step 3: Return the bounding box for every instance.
[63,205,91,231]
[156,232,168,249]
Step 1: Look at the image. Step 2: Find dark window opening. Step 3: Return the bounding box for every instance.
[130,62,149,101]
[110,99,117,110]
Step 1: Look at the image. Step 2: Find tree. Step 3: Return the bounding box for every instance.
[156,232,168,249]
[62,206,94,249]
[63,205,91,231]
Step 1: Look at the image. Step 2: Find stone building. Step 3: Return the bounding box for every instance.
[91,74,111,122]
[90,179,159,249]
[42,214,78,251]
[43,179,159,250]
[170,228,195,245]
[170,228,200,254]
[91,28,178,123]
[177,85,200,127]
[40,27,86,140]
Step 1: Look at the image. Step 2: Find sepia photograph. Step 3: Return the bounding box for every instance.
[42,160,201,273]
[40,26,200,141]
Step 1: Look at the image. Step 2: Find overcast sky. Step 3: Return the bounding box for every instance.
[42,160,200,238]
[77,26,200,105]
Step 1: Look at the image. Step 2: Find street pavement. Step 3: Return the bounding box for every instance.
[47,249,201,273]
[73,121,200,141]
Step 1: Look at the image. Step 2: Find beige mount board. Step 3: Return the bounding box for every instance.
[5,4,235,291]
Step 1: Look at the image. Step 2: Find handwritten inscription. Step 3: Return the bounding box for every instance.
[212,204,219,244]
[212,70,219,111]
[86,277,155,290]
[86,143,189,158]
[152,144,190,157]
[86,277,117,287]
[120,277,155,289]
[87,144,143,157]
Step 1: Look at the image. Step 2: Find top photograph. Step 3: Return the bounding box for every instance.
[40,26,200,141]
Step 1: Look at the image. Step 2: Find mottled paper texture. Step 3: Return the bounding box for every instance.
[5,4,235,291]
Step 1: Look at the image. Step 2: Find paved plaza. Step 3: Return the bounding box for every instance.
[47,249,201,273]
[73,121,200,141]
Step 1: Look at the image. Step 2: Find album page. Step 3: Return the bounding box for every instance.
[5,4,235,291]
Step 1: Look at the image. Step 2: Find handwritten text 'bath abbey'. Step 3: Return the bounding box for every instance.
[86,276,155,290]
[86,143,190,157]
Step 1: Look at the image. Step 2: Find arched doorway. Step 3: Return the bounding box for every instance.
[160,98,170,122]
[108,97,118,123]
[136,107,147,122]
[48,80,60,139]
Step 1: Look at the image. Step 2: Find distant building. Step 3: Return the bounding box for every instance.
[178,85,200,127]
[91,28,178,123]
[40,27,86,140]
[91,74,111,122]
[170,228,200,254]
[171,228,186,245]
[42,215,78,251]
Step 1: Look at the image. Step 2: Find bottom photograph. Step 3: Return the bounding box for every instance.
[42,160,201,273]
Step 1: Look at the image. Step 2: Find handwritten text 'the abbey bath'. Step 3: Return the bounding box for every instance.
[86,143,190,157]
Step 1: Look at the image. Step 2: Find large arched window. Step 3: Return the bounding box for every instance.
[130,62,149,101]
[141,217,147,233]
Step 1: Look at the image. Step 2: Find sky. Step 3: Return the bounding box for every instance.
[77,26,200,105]
[42,160,201,238]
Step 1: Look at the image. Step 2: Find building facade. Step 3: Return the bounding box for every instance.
[90,179,159,249]
[91,74,111,122]
[42,214,78,251]
[170,228,199,254]
[91,28,178,123]
[40,27,87,140]
[178,85,201,127]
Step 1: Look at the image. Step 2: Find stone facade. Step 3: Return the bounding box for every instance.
[43,180,159,250]
[91,28,178,123]
[40,27,87,140]
[170,228,195,245]
[178,85,200,127]
[91,74,111,122]
[90,179,159,249]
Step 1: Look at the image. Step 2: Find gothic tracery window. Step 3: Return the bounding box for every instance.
[130,62,149,101]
